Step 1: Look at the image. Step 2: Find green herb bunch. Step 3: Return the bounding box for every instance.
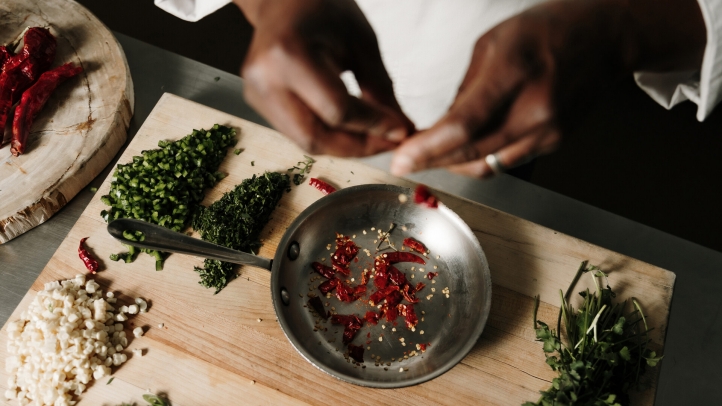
[192,171,290,293]
[101,125,237,269]
[524,262,662,406]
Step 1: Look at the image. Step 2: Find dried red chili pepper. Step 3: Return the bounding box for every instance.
[308,296,328,319]
[383,251,426,265]
[0,28,56,133]
[413,184,439,208]
[311,261,335,279]
[11,63,82,156]
[364,311,380,325]
[353,284,367,297]
[401,284,419,304]
[382,303,399,323]
[386,290,403,307]
[4,28,56,72]
[309,178,336,195]
[336,280,365,302]
[331,234,358,275]
[415,282,426,292]
[403,237,427,254]
[369,285,399,305]
[388,266,407,286]
[0,46,13,69]
[78,237,99,274]
[331,314,363,344]
[426,271,439,280]
[318,278,339,294]
[347,344,365,363]
[398,303,418,329]
[373,257,390,289]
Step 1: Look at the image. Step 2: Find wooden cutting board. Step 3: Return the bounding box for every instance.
[0,0,133,243]
[0,94,674,405]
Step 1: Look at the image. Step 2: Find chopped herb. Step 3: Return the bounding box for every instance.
[107,377,114,385]
[99,125,237,270]
[90,187,98,193]
[251,161,255,166]
[288,155,315,185]
[234,148,243,155]
[523,261,662,406]
[192,172,289,293]
[214,76,220,82]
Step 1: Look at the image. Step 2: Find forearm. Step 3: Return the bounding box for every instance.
[231,0,264,25]
[623,0,706,72]
[567,0,706,73]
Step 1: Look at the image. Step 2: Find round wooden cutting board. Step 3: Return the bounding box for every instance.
[0,0,133,243]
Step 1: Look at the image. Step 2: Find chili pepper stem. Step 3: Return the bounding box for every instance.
[7,27,29,50]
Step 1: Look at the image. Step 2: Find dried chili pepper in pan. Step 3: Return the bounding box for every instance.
[403,237,427,254]
[0,28,56,133]
[413,184,439,208]
[11,63,82,156]
[383,251,426,265]
[78,237,99,274]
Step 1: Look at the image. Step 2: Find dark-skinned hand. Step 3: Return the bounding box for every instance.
[390,0,706,178]
[234,0,414,157]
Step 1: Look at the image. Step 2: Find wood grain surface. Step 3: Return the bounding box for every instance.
[0,94,674,405]
[0,0,133,243]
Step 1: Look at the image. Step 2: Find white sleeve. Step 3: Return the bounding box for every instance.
[634,0,722,121]
[154,0,232,22]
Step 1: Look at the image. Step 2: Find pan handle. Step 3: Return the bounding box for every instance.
[107,219,272,271]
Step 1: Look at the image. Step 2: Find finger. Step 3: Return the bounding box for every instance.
[419,127,520,169]
[284,50,410,141]
[350,44,415,140]
[447,127,560,178]
[390,62,526,176]
[354,67,415,142]
[394,78,553,173]
[390,114,474,176]
[245,84,396,157]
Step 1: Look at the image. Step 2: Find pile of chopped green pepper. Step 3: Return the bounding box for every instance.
[101,125,237,269]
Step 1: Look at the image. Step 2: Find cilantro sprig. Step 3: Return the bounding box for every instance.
[524,261,662,406]
[288,155,315,185]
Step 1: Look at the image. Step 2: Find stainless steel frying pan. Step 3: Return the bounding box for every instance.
[108,184,492,388]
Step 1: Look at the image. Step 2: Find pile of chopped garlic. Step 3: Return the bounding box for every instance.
[4,274,147,405]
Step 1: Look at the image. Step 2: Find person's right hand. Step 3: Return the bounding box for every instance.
[389,0,706,178]
[234,0,414,157]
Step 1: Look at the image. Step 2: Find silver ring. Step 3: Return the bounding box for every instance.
[484,153,506,175]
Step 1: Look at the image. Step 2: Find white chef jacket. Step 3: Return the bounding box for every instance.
[155,0,722,127]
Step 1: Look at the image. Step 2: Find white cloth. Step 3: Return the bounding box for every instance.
[154,0,230,23]
[157,0,722,125]
[635,0,722,121]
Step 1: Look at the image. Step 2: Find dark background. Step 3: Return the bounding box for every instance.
[77,0,722,252]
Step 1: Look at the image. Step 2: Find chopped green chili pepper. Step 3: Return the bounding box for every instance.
[100,125,237,269]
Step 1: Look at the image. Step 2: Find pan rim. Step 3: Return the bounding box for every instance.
[271,183,492,388]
